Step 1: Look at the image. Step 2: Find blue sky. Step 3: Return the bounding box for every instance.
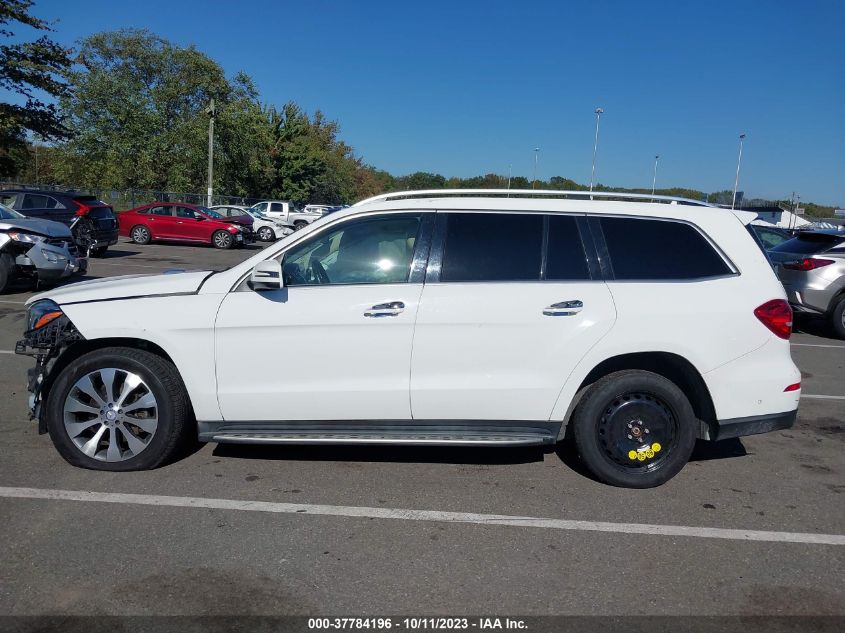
[13,0,845,205]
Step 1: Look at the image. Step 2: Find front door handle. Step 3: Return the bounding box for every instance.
[543,300,583,316]
[364,301,405,318]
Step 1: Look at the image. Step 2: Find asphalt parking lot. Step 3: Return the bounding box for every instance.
[0,239,843,618]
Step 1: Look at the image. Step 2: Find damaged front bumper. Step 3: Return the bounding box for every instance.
[15,310,84,432]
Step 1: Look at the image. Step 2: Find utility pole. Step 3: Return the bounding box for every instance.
[206,99,216,207]
[532,148,539,190]
[589,107,603,192]
[731,133,746,210]
[652,154,660,197]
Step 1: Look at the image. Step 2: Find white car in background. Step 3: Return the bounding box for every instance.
[210,205,294,242]
[16,189,800,488]
[250,200,321,230]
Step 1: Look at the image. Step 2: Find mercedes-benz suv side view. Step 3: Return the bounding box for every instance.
[16,190,801,488]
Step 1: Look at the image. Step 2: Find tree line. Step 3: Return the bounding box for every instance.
[0,2,835,215]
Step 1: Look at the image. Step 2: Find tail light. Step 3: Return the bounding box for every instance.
[74,201,91,217]
[754,299,793,339]
[784,382,801,392]
[783,258,835,271]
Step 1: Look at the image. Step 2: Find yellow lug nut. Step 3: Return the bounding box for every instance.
[628,450,638,460]
[652,442,662,453]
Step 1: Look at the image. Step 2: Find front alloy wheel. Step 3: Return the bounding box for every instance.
[46,347,191,471]
[257,226,274,241]
[212,230,234,249]
[63,368,158,462]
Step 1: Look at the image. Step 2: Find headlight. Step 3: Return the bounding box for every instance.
[8,231,45,244]
[27,300,63,331]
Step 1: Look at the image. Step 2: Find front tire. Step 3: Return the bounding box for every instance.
[572,370,697,488]
[131,225,151,245]
[257,226,275,242]
[45,347,191,471]
[829,296,845,339]
[293,220,307,231]
[212,230,234,249]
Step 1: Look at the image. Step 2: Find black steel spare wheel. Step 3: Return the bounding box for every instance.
[572,369,697,488]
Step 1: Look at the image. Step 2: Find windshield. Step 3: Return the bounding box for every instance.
[0,203,25,220]
[199,206,224,220]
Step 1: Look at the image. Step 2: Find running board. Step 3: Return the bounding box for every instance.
[200,422,560,447]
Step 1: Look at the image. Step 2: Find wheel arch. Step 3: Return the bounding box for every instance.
[558,351,717,441]
[42,337,195,424]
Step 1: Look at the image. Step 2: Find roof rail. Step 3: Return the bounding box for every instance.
[353,189,713,208]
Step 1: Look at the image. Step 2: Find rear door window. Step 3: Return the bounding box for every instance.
[21,194,54,210]
[148,206,173,217]
[441,213,543,282]
[600,216,732,280]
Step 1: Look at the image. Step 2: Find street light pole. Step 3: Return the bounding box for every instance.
[507,164,512,196]
[652,154,659,197]
[532,148,539,190]
[731,133,746,210]
[589,107,603,192]
[206,99,216,207]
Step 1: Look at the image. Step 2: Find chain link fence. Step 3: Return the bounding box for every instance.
[0,180,268,212]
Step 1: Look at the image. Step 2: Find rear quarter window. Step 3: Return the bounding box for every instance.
[600,217,732,280]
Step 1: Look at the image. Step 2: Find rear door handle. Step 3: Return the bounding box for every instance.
[364,301,405,318]
[543,300,583,316]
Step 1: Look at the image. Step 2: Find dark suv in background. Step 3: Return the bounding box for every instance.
[0,189,119,257]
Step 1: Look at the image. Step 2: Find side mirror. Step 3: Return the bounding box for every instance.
[250,260,283,290]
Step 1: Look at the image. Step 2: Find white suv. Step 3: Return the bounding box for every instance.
[16,190,801,487]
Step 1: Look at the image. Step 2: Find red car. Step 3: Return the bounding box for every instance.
[119,203,255,249]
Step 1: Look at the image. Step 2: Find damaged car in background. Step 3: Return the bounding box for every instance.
[0,202,86,293]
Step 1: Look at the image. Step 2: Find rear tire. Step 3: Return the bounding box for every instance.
[0,252,13,293]
[572,370,697,488]
[293,220,307,231]
[829,296,845,339]
[131,225,151,245]
[212,230,234,249]
[45,347,191,471]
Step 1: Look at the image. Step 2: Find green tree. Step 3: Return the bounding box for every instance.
[0,0,73,176]
[54,29,259,192]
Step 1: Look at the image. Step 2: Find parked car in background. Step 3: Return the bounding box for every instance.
[0,202,85,293]
[250,200,321,230]
[16,190,799,488]
[120,203,253,249]
[303,204,332,215]
[768,230,845,338]
[0,189,119,257]
[750,222,793,250]
[211,205,294,242]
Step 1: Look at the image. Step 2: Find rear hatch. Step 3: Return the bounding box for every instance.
[74,196,118,232]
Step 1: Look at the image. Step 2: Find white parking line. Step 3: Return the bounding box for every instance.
[1,486,843,546]
[0,350,16,355]
[792,343,845,349]
[801,394,845,401]
[0,300,25,304]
